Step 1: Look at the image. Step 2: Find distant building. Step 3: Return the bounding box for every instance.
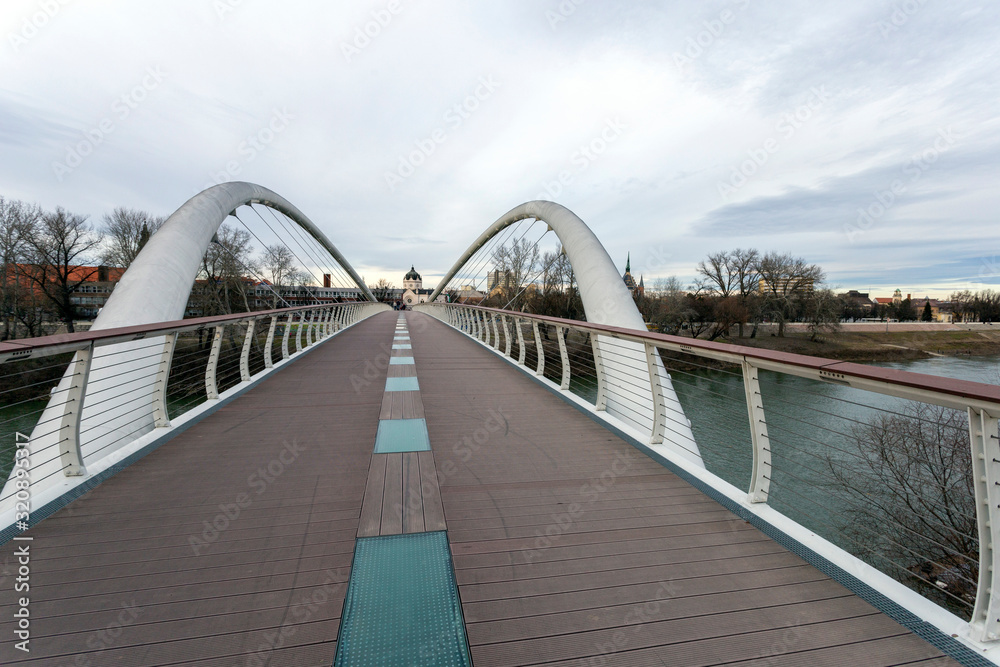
[4,264,126,320]
[840,290,876,315]
[910,297,953,323]
[487,269,514,292]
[622,253,644,296]
[401,266,434,306]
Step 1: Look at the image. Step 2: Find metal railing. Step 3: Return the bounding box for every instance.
[0,301,387,533]
[420,301,1000,647]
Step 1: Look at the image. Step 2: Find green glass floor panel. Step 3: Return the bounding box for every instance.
[335,532,471,667]
[385,376,419,392]
[392,343,412,350]
[374,418,430,453]
[389,357,415,365]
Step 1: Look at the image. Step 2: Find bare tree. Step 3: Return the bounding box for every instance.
[757,251,824,337]
[196,224,256,315]
[259,244,299,307]
[371,278,394,302]
[100,207,164,269]
[696,251,738,299]
[489,238,539,310]
[0,198,41,339]
[731,248,760,337]
[827,404,976,614]
[802,288,842,341]
[18,207,103,333]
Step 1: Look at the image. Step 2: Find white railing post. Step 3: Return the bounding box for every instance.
[59,342,94,476]
[205,325,224,400]
[556,325,571,390]
[491,315,500,350]
[474,311,481,339]
[970,406,1000,642]
[644,342,666,444]
[483,313,491,346]
[240,319,256,383]
[533,321,545,376]
[591,333,607,411]
[324,308,332,336]
[516,317,526,365]
[305,311,315,347]
[152,332,177,427]
[282,313,292,360]
[295,311,305,352]
[502,315,511,357]
[264,315,278,369]
[743,360,772,504]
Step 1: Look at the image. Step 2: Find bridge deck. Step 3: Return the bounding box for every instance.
[0,311,961,666]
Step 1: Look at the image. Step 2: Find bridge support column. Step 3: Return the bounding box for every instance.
[557,326,570,390]
[644,343,666,445]
[152,333,177,427]
[240,319,256,383]
[743,361,772,504]
[502,315,511,357]
[282,314,292,360]
[515,317,526,365]
[206,325,224,400]
[533,321,544,376]
[295,312,305,352]
[264,316,278,368]
[591,334,607,410]
[970,406,1000,642]
[59,342,94,476]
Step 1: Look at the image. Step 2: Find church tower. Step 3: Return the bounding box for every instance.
[403,266,422,290]
[622,253,637,291]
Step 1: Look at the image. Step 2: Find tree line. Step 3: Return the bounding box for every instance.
[478,244,841,341]
[0,196,328,339]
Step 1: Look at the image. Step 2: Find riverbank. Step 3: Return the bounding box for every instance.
[709,325,1000,363]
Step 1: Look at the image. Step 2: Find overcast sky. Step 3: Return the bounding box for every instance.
[1,0,997,298]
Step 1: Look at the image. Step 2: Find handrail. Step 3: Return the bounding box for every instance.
[420,300,1000,649]
[0,302,365,363]
[449,303,1000,410]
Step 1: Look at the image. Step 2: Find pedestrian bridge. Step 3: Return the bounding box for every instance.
[0,183,998,666]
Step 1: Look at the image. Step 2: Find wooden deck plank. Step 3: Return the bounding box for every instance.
[381,453,404,535]
[358,454,387,537]
[418,450,447,532]
[402,452,425,534]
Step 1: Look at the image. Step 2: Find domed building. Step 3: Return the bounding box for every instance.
[401,265,434,306]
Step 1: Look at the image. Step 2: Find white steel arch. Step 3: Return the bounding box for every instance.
[21,182,373,491]
[427,201,703,467]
